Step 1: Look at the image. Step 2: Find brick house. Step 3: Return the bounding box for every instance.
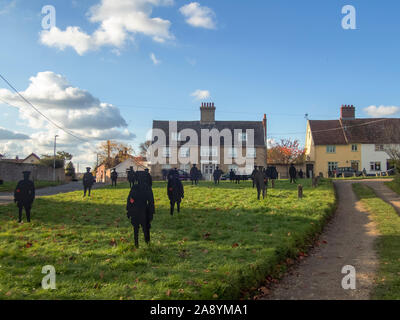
[150,102,268,180]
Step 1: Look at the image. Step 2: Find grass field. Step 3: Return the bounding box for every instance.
[0,181,64,193]
[352,184,400,299]
[385,177,400,195]
[0,179,335,300]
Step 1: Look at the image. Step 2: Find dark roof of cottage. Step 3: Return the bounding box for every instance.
[309,118,400,145]
[152,120,266,146]
[23,153,40,161]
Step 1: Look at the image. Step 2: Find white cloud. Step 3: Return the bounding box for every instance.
[191,89,210,100]
[179,2,216,29]
[150,52,161,65]
[0,71,135,168]
[0,127,29,140]
[40,0,174,55]
[364,105,400,117]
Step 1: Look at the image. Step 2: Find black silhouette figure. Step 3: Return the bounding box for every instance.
[235,172,241,184]
[14,171,35,223]
[127,166,136,188]
[298,169,304,179]
[251,166,257,188]
[267,166,278,188]
[190,164,199,185]
[111,168,118,187]
[167,169,184,216]
[289,164,297,184]
[229,169,235,183]
[213,166,222,185]
[144,168,152,187]
[254,167,266,200]
[83,167,94,197]
[126,171,155,248]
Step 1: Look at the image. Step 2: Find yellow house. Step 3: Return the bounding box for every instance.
[305,105,362,177]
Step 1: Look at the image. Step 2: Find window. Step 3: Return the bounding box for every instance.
[351,144,358,152]
[238,132,247,142]
[246,147,256,158]
[326,145,336,153]
[180,164,190,172]
[228,164,238,172]
[370,162,381,171]
[228,147,238,158]
[375,144,385,152]
[171,132,182,141]
[179,147,190,158]
[328,162,338,172]
[163,147,171,158]
[200,146,218,157]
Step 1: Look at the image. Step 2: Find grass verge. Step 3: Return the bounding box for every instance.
[0,181,65,193]
[0,179,335,300]
[352,183,400,299]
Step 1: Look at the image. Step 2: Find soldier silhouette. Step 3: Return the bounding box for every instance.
[298,169,304,179]
[190,164,199,185]
[14,171,35,223]
[213,166,222,185]
[144,168,152,187]
[251,166,257,188]
[111,168,118,187]
[126,171,155,248]
[229,169,235,183]
[254,167,266,200]
[83,167,94,197]
[167,169,184,215]
[235,172,241,184]
[289,164,297,184]
[127,166,136,188]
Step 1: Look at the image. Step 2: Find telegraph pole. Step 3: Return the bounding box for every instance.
[53,135,59,181]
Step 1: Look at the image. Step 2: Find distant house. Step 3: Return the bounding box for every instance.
[305,105,400,177]
[96,157,148,183]
[0,153,40,164]
[150,102,268,180]
[22,153,41,164]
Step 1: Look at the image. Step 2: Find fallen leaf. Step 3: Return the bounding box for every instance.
[213,294,218,298]
[25,242,33,248]
[166,289,171,297]
[109,238,117,247]
[232,243,239,248]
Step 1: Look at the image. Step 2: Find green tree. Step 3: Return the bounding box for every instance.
[65,161,76,178]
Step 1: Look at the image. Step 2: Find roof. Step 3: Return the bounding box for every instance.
[24,153,40,161]
[153,120,266,147]
[309,118,400,145]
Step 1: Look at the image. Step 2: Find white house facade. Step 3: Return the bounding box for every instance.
[361,144,392,174]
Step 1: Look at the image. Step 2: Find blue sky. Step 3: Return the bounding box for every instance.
[1,0,400,168]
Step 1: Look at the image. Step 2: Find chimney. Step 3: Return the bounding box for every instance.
[340,105,356,120]
[262,114,267,140]
[200,102,216,124]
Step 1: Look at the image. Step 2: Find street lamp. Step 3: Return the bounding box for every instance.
[53,135,59,181]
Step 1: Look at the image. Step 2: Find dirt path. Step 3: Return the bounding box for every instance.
[363,181,400,215]
[262,180,382,300]
[0,181,107,205]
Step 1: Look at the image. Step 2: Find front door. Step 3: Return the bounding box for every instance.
[306,164,314,178]
[202,164,215,181]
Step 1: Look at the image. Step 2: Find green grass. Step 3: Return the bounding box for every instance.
[385,178,400,195]
[0,181,64,193]
[352,184,400,299]
[0,179,335,300]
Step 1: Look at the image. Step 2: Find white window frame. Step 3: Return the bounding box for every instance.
[179,147,190,158]
[370,161,381,171]
[228,147,238,159]
[163,147,171,158]
[171,132,182,141]
[375,144,385,152]
[246,147,256,158]
[238,132,247,142]
[351,144,358,152]
[326,145,336,154]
